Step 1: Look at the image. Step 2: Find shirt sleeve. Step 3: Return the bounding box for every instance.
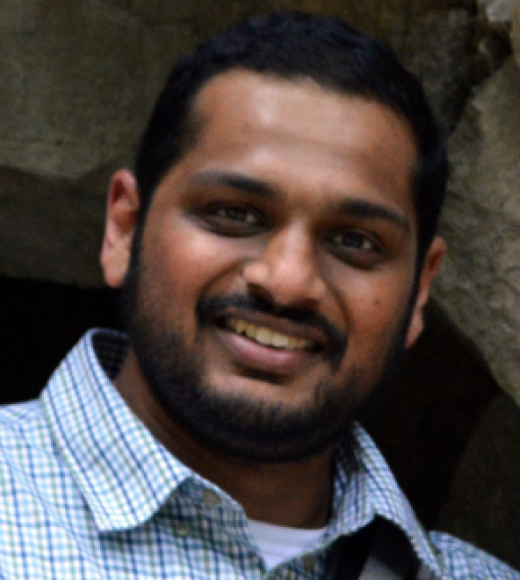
[429,531,520,579]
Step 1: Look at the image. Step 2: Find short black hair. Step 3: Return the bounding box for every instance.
[134,10,448,262]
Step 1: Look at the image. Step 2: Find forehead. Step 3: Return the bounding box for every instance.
[167,70,418,225]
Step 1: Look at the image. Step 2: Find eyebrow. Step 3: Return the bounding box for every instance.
[190,170,411,232]
[335,198,411,233]
[190,171,281,200]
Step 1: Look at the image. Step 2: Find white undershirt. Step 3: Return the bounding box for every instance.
[248,519,326,570]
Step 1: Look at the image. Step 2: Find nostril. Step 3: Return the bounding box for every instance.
[245,279,277,306]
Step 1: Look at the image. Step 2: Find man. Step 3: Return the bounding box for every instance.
[0,10,517,579]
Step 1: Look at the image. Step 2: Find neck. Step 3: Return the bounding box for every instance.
[114,349,336,529]
[178,439,335,529]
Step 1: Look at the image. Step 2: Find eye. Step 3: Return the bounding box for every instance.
[330,231,377,251]
[214,206,259,225]
[325,229,381,267]
[200,203,265,236]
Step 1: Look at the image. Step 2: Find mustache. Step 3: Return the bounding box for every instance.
[197,294,347,369]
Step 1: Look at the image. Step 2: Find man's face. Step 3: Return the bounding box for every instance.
[104,70,444,463]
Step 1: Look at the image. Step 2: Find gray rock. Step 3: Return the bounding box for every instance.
[478,0,519,23]
[364,301,500,528]
[0,166,109,286]
[513,2,520,66]
[0,0,194,181]
[434,57,520,404]
[437,393,520,570]
[399,9,475,135]
[0,0,196,284]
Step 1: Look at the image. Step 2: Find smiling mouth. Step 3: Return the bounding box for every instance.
[224,317,316,351]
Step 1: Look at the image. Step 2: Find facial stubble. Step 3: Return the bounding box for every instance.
[121,237,414,465]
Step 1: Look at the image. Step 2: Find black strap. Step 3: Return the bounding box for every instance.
[324,517,438,580]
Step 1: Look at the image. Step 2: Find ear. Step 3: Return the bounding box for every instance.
[405,236,446,348]
[100,169,140,288]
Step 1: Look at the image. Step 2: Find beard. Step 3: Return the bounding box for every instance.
[122,238,413,465]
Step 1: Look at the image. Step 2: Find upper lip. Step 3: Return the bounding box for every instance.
[215,309,329,350]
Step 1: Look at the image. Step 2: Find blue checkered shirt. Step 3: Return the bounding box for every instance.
[0,329,518,579]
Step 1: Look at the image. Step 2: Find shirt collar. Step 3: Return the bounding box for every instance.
[330,423,442,577]
[42,329,194,533]
[42,329,441,575]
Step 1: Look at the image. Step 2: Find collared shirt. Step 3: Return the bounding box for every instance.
[0,329,517,579]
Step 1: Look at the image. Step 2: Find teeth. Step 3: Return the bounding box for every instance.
[236,319,247,335]
[256,328,272,345]
[227,318,312,351]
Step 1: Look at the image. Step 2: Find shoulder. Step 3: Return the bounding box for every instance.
[429,531,520,579]
[0,398,61,487]
[0,398,94,577]
[0,398,48,450]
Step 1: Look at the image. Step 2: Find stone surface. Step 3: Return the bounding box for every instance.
[513,2,520,65]
[364,301,500,528]
[474,0,516,82]
[0,0,196,284]
[478,0,519,22]
[0,167,109,286]
[400,9,475,135]
[434,57,520,404]
[15,1,209,179]
[437,393,520,569]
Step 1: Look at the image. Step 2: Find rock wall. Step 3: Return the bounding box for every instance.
[435,0,520,404]
[430,2,520,566]
[0,0,197,285]
[0,0,475,286]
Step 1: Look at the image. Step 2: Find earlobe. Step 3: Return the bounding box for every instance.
[100,169,140,288]
[405,236,446,348]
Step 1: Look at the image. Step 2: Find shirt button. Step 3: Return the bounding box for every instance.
[203,489,221,506]
[303,556,315,573]
[175,523,189,537]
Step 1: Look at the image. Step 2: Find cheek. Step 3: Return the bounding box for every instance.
[153,226,242,299]
[342,274,414,337]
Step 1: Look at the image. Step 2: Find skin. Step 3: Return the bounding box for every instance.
[101,70,445,529]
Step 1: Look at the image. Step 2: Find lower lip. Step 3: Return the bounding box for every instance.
[217,328,315,374]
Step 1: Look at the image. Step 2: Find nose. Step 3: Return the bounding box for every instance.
[242,225,327,309]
